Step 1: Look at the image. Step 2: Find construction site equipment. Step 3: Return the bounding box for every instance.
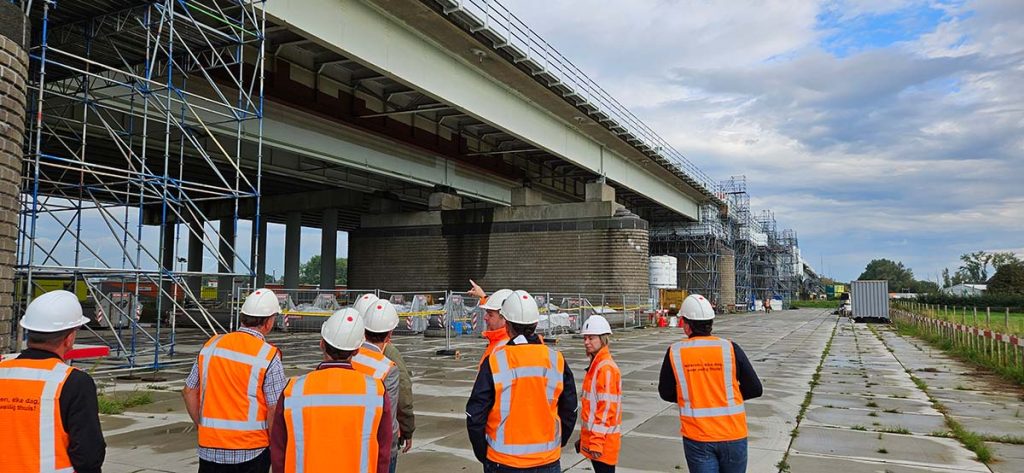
[851,280,890,323]
[658,289,687,315]
[17,0,267,368]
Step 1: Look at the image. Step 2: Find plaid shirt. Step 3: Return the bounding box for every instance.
[185,327,286,464]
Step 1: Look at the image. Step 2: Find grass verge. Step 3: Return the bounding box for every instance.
[893,319,1024,386]
[98,391,154,415]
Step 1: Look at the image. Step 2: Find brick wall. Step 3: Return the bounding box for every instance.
[349,207,650,295]
[0,4,26,353]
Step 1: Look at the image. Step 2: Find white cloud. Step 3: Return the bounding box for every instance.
[506,0,1024,281]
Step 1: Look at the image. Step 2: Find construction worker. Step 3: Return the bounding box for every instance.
[353,299,415,473]
[658,294,762,473]
[467,290,578,472]
[0,290,105,472]
[183,288,286,473]
[269,308,392,473]
[466,280,513,366]
[575,315,622,473]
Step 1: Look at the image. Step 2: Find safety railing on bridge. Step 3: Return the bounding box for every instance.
[429,0,722,200]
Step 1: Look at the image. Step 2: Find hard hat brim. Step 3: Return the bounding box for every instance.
[19,315,91,333]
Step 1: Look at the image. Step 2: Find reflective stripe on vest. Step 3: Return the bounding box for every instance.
[0,361,75,473]
[352,351,391,380]
[199,334,275,432]
[670,339,746,419]
[487,347,562,456]
[582,359,620,433]
[286,374,383,473]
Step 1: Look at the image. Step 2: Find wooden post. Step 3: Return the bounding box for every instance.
[986,307,992,358]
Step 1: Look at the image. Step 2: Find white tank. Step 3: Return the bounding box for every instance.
[649,255,678,288]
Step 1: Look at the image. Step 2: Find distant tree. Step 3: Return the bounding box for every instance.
[910,280,940,294]
[299,255,348,286]
[988,263,1024,295]
[991,252,1023,271]
[957,251,993,283]
[858,259,915,290]
[941,268,951,288]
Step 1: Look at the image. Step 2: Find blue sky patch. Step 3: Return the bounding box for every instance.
[817,2,960,57]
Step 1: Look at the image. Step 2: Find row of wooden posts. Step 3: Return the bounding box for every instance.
[892,301,1023,376]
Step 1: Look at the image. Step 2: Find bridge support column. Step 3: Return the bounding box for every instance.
[187,219,204,297]
[284,212,301,290]
[255,218,268,288]
[320,209,338,290]
[349,201,649,295]
[217,218,235,303]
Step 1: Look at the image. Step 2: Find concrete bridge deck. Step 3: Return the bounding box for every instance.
[94,309,1020,472]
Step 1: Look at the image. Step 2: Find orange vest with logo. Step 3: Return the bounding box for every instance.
[282,367,385,473]
[479,329,510,367]
[580,346,622,465]
[0,357,75,472]
[669,336,747,442]
[351,346,395,381]
[197,331,279,449]
[486,343,565,468]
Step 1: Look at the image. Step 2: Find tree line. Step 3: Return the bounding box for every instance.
[858,251,1023,296]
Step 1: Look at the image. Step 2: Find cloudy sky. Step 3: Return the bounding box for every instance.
[498,0,1023,282]
[29,0,1021,285]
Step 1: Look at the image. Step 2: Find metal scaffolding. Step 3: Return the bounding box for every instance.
[16,0,266,369]
[752,210,778,306]
[723,176,751,309]
[650,204,728,307]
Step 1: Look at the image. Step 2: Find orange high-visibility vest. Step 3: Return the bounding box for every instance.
[486,343,565,468]
[479,329,509,367]
[580,346,622,465]
[197,331,279,449]
[0,357,75,472]
[351,346,395,381]
[668,336,747,442]
[282,368,385,473]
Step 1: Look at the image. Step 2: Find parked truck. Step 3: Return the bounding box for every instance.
[850,280,889,323]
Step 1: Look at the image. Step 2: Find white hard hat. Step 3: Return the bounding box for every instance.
[581,315,612,335]
[362,299,399,333]
[20,290,90,333]
[681,294,715,321]
[500,290,540,324]
[240,288,281,317]
[480,288,514,311]
[352,293,379,315]
[322,308,365,351]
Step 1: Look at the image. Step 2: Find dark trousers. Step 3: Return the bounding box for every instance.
[199,450,270,473]
[592,459,616,472]
[483,460,560,472]
[682,437,748,473]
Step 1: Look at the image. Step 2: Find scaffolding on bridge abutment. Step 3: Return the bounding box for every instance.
[14,0,266,369]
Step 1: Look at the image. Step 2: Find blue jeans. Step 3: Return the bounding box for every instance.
[483,460,560,473]
[389,453,398,473]
[683,437,747,473]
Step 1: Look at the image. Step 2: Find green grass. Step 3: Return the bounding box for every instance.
[878,426,912,435]
[791,299,845,309]
[894,302,1024,335]
[877,448,889,454]
[97,391,154,415]
[866,401,879,408]
[894,319,1024,386]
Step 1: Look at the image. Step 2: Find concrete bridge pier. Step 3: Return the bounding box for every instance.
[348,183,650,295]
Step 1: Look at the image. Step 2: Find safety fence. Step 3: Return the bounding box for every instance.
[890,301,1024,379]
[233,288,653,340]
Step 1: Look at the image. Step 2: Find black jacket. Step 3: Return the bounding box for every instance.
[466,333,578,465]
[658,339,763,403]
[14,349,106,473]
